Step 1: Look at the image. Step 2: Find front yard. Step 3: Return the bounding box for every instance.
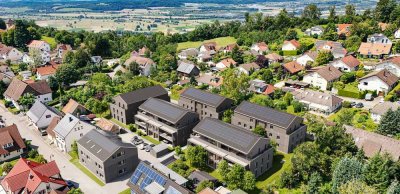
[328,108,377,131]
[68,151,106,186]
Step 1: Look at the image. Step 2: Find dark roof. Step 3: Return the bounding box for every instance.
[139,98,195,124]
[188,171,217,182]
[360,69,399,86]
[180,88,232,108]
[77,129,135,161]
[26,101,63,124]
[193,118,264,154]
[4,78,52,101]
[116,85,168,105]
[0,124,26,155]
[234,101,301,129]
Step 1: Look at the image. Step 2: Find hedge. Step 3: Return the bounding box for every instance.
[338,89,366,99]
[385,82,400,101]
[282,50,298,56]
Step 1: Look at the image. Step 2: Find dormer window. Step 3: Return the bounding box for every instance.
[3,143,13,149]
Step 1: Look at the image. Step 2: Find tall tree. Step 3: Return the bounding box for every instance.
[328,6,337,22]
[306,172,323,194]
[220,69,250,104]
[378,108,400,136]
[217,160,230,181]
[0,18,6,30]
[55,64,80,86]
[185,146,207,168]
[363,153,395,193]
[332,157,364,193]
[338,180,378,194]
[375,0,397,22]
[387,180,400,194]
[13,20,31,49]
[285,29,298,40]
[302,4,321,20]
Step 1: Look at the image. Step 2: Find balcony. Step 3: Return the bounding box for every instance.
[160,133,173,142]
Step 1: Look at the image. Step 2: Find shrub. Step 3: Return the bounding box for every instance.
[338,89,365,99]
[282,50,298,56]
[342,101,352,108]
[128,124,136,132]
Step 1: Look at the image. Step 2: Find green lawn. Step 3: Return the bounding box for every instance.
[328,108,377,131]
[177,36,237,51]
[110,118,129,129]
[118,189,131,194]
[142,135,161,145]
[255,152,292,190]
[41,36,57,49]
[68,152,105,186]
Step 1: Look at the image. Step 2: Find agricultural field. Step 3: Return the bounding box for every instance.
[177,36,237,51]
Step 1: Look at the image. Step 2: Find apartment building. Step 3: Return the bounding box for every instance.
[77,129,139,183]
[179,88,233,120]
[110,85,169,125]
[135,98,199,146]
[188,118,273,178]
[232,101,307,153]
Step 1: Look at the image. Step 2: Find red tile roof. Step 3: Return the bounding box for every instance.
[263,84,276,96]
[341,55,360,68]
[283,61,304,74]
[337,24,352,36]
[0,124,26,155]
[36,64,60,76]
[284,39,300,49]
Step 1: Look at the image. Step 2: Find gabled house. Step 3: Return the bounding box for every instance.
[337,24,352,36]
[27,40,51,66]
[1,158,68,194]
[283,61,304,75]
[0,46,23,62]
[376,57,400,77]
[200,42,217,52]
[96,118,120,134]
[27,100,63,135]
[124,56,156,76]
[179,87,233,120]
[196,74,223,89]
[330,55,360,72]
[395,29,400,39]
[0,124,26,162]
[367,33,392,44]
[296,51,318,66]
[305,26,324,36]
[3,78,53,110]
[265,53,284,63]
[315,40,347,59]
[358,42,392,59]
[291,89,343,114]
[46,116,61,141]
[358,69,399,95]
[54,44,72,59]
[78,129,139,183]
[197,50,216,63]
[62,99,89,116]
[248,79,276,96]
[215,58,237,71]
[188,118,274,177]
[251,42,269,55]
[302,65,342,90]
[238,62,260,75]
[177,61,200,78]
[36,63,60,80]
[91,56,103,66]
[370,101,400,123]
[222,43,238,53]
[54,113,97,152]
[0,65,15,85]
[178,48,199,60]
[110,85,169,124]
[282,39,300,51]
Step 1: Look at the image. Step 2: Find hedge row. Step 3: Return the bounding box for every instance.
[338,89,366,99]
[281,50,298,56]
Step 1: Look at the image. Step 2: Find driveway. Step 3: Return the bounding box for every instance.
[335,95,382,110]
[0,104,135,194]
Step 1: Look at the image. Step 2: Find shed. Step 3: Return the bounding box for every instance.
[150,143,170,158]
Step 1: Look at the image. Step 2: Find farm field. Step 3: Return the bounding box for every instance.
[177,36,237,51]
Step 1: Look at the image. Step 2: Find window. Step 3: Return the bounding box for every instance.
[269,133,272,136]
[250,126,253,129]
[250,119,253,122]
[204,105,207,108]
[277,136,280,139]
[238,122,241,125]
[244,124,247,127]
[210,114,212,117]
[363,82,368,86]
[45,115,51,118]
[270,125,273,129]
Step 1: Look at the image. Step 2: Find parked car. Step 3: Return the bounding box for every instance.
[149,144,155,147]
[66,180,75,188]
[134,139,143,145]
[350,102,357,107]
[355,103,364,108]
[365,93,374,101]
[145,145,152,152]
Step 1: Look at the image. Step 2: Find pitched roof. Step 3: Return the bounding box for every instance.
[371,101,400,116]
[1,158,66,193]
[4,79,53,101]
[199,188,219,194]
[177,61,197,74]
[178,48,199,57]
[116,85,168,105]
[337,24,352,35]
[78,129,134,161]
[61,99,88,115]
[359,69,399,86]
[239,62,260,72]
[56,44,72,51]
[0,124,26,155]
[46,117,61,138]
[26,101,63,124]
[180,88,232,108]
[283,39,300,49]
[53,113,95,138]
[223,43,238,51]
[265,53,283,61]
[201,42,217,51]
[379,22,389,31]
[345,125,400,160]
[304,51,318,60]
[292,89,343,108]
[218,58,237,68]
[315,40,347,56]
[96,118,119,133]
[283,61,304,74]
[140,98,196,124]
[124,56,155,67]
[193,118,266,154]
[36,64,59,76]
[27,40,48,48]
[341,55,360,68]
[196,74,223,87]
[358,42,392,56]
[234,101,301,129]
[263,84,276,95]
[0,46,13,55]
[309,65,342,81]
[188,171,217,183]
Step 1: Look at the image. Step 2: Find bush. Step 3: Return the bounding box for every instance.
[2,162,13,174]
[28,149,38,159]
[128,124,136,132]
[282,50,298,56]
[338,89,365,99]
[342,101,352,108]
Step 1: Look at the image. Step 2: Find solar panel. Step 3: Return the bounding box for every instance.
[182,88,224,107]
[142,98,187,123]
[130,162,167,192]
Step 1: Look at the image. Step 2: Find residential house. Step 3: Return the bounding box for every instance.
[255,55,269,68]
[250,42,269,55]
[305,26,324,36]
[138,47,150,56]
[358,42,392,58]
[0,46,23,62]
[54,113,97,152]
[291,89,343,114]
[330,55,360,72]
[188,118,274,177]
[370,101,400,123]
[124,56,156,76]
[135,98,199,146]
[296,51,318,66]
[78,129,138,183]
[5,19,14,29]
[110,85,169,125]
[36,63,59,80]
[91,56,103,66]
[179,87,233,120]
[248,79,276,96]
[358,69,399,95]
[345,125,400,161]
[315,40,347,59]
[200,42,217,52]
[265,53,284,63]
[282,39,300,51]
[62,99,89,116]
[96,118,120,134]
[302,65,342,90]
[0,65,15,85]
[376,56,400,77]
[188,171,218,189]
[197,50,216,63]
[222,43,238,53]
[395,29,400,39]
[54,44,72,59]
[196,74,223,89]
[3,78,52,110]
[215,58,237,71]
[379,22,389,31]
[18,70,32,80]
[367,33,392,44]
[283,61,304,75]
[27,40,51,66]
[337,24,352,36]
[177,61,200,78]
[127,161,193,194]
[0,158,68,194]
[46,116,61,141]
[198,188,218,194]
[178,48,199,60]
[27,100,63,135]
[0,124,26,162]
[231,101,307,153]
[238,62,260,75]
